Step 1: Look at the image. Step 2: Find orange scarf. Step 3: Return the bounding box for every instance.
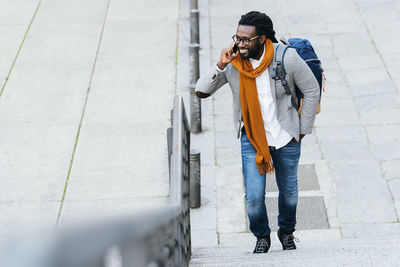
[232,39,275,175]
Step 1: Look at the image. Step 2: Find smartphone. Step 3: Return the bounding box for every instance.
[232,44,238,54]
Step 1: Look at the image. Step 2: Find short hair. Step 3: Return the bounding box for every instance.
[238,11,278,43]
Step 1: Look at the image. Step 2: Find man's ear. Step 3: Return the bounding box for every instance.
[259,34,267,45]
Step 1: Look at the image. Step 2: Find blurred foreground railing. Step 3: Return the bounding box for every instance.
[1,95,191,267]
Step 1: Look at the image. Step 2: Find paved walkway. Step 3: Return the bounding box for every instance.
[187,0,400,250]
[0,0,179,236]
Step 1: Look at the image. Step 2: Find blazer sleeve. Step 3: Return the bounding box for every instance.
[195,63,228,98]
[285,50,320,135]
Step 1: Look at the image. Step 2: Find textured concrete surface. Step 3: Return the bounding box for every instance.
[0,0,179,235]
[190,236,400,266]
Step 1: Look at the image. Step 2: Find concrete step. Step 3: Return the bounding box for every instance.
[190,237,400,266]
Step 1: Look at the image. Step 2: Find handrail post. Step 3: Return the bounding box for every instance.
[190,150,201,208]
[189,0,201,133]
[189,44,201,133]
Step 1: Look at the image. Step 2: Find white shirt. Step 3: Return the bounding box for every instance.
[249,48,292,149]
[216,51,293,149]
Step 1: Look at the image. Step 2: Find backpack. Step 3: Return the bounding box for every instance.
[271,37,325,114]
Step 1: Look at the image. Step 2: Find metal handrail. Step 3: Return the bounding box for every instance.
[1,95,191,267]
[168,95,192,265]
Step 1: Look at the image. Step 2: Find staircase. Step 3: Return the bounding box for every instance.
[190,234,400,266]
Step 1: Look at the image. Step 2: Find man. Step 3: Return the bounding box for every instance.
[195,11,320,253]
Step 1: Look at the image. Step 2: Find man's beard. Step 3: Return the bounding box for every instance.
[239,41,262,60]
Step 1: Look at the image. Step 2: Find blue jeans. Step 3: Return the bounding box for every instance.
[241,130,301,238]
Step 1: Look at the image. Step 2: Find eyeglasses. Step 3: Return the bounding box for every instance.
[232,34,260,45]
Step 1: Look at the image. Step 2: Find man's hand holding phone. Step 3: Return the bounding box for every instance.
[217,43,239,70]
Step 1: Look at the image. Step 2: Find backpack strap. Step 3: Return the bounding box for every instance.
[272,43,299,110]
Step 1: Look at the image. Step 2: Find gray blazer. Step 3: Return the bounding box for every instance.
[195,43,320,142]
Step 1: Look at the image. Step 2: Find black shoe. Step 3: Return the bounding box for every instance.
[277,229,298,250]
[253,236,271,253]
